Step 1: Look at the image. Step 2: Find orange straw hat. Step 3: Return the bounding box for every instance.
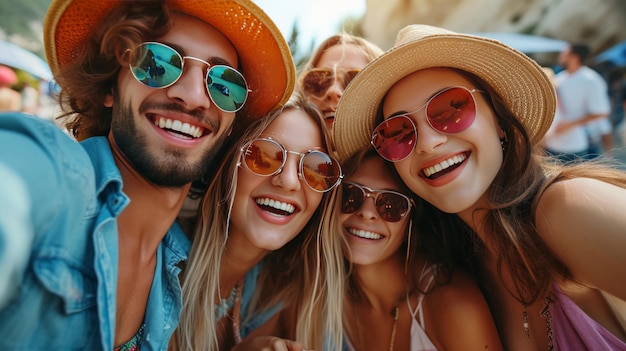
[333,24,556,162]
[44,0,295,118]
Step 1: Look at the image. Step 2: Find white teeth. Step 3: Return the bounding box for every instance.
[423,153,467,177]
[154,117,204,138]
[348,228,383,240]
[255,197,296,214]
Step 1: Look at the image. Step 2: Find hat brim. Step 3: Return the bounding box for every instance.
[334,32,556,162]
[44,0,295,119]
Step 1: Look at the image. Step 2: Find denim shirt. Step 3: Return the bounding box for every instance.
[0,112,191,350]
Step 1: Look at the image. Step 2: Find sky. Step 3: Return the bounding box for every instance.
[253,0,366,53]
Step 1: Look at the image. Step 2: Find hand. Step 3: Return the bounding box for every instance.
[231,336,310,351]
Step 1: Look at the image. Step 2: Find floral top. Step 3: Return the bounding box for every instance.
[115,324,145,351]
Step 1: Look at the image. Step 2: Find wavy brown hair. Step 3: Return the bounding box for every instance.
[55,1,171,140]
[413,69,626,305]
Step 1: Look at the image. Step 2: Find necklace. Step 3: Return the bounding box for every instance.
[389,306,399,351]
[522,298,554,351]
[231,283,244,344]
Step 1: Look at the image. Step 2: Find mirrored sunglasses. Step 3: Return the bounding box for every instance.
[240,137,343,192]
[371,86,484,162]
[128,42,249,113]
[341,182,412,222]
[300,68,361,98]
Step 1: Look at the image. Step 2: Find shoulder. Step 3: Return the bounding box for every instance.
[424,270,502,350]
[427,270,488,313]
[536,177,626,291]
[536,177,626,229]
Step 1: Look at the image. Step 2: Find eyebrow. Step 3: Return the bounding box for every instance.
[163,41,235,67]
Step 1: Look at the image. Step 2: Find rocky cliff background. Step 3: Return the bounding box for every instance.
[361,0,626,56]
[1,0,625,65]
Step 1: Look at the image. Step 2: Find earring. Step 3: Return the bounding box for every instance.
[500,132,508,151]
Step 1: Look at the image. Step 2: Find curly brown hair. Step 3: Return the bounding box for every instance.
[55,1,171,140]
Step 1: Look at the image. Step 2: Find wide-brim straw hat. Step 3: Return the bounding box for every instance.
[333,24,556,162]
[44,0,295,118]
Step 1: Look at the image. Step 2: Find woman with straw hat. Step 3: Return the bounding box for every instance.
[333,24,626,350]
[0,0,294,350]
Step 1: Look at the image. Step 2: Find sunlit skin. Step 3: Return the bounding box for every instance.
[383,68,504,221]
[340,157,409,267]
[308,44,371,132]
[107,12,239,187]
[227,108,326,263]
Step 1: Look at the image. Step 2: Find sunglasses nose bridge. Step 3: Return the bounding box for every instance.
[182,55,211,67]
[271,150,303,185]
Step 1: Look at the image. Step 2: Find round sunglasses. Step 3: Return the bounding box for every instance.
[239,137,343,192]
[341,182,412,222]
[371,86,485,162]
[300,67,360,98]
[128,42,249,113]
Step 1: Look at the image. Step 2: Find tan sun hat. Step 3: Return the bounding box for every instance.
[44,0,295,118]
[333,24,556,162]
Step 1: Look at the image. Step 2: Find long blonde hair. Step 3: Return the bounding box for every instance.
[174,92,345,350]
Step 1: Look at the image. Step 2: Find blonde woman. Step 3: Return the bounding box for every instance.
[173,93,345,351]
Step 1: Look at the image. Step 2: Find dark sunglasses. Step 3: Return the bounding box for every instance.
[341,182,412,222]
[300,68,361,98]
[128,42,249,113]
[240,137,343,192]
[371,86,485,162]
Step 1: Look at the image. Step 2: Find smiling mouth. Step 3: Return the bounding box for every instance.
[422,153,468,179]
[255,197,296,216]
[347,227,383,240]
[151,116,207,139]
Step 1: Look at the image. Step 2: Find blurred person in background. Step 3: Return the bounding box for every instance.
[544,43,613,161]
[297,33,383,138]
[0,65,22,112]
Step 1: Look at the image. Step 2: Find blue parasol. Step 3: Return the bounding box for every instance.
[0,39,52,81]
[594,41,626,67]
[471,32,568,54]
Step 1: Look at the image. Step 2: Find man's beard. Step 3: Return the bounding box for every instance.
[109,97,229,188]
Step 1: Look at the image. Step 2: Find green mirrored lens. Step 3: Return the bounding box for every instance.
[130,43,182,88]
[207,66,248,112]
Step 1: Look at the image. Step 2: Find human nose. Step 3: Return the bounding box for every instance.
[270,153,302,191]
[165,61,213,111]
[324,77,343,102]
[413,115,447,154]
[356,194,379,220]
